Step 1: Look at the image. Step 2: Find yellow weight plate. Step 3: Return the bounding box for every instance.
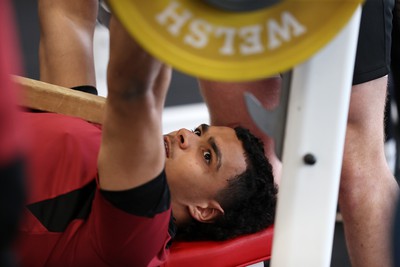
[108,0,363,81]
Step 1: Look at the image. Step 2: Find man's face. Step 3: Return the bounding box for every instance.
[164,124,247,209]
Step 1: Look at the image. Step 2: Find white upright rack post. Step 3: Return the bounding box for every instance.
[270,7,361,267]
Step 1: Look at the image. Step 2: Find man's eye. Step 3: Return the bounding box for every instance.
[203,151,211,164]
[192,128,201,136]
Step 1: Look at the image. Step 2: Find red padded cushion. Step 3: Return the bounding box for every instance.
[163,226,274,267]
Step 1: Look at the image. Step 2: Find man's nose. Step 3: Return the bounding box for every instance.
[177,128,194,149]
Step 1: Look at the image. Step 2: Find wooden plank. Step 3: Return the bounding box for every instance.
[13,75,105,124]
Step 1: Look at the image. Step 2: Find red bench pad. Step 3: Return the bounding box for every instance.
[163,226,274,267]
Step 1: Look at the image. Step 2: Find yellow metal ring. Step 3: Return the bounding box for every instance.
[108,0,363,81]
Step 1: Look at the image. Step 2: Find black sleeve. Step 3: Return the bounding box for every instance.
[100,170,170,217]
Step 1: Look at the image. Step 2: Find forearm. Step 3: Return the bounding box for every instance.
[98,16,171,191]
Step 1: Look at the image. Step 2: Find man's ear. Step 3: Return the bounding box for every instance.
[188,201,224,223]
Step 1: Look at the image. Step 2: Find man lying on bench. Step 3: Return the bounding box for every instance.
[14,12,277,267]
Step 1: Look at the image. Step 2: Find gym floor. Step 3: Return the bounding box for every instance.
[12,1,352,266]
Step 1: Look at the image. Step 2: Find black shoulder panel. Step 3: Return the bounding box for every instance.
[27,180,96,232]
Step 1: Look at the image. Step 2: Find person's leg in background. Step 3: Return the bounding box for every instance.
[340,76,399,267]
[38,0,98,89]
[333,1,399,266]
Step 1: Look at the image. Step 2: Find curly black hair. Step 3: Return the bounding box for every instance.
[175,126,278,241]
